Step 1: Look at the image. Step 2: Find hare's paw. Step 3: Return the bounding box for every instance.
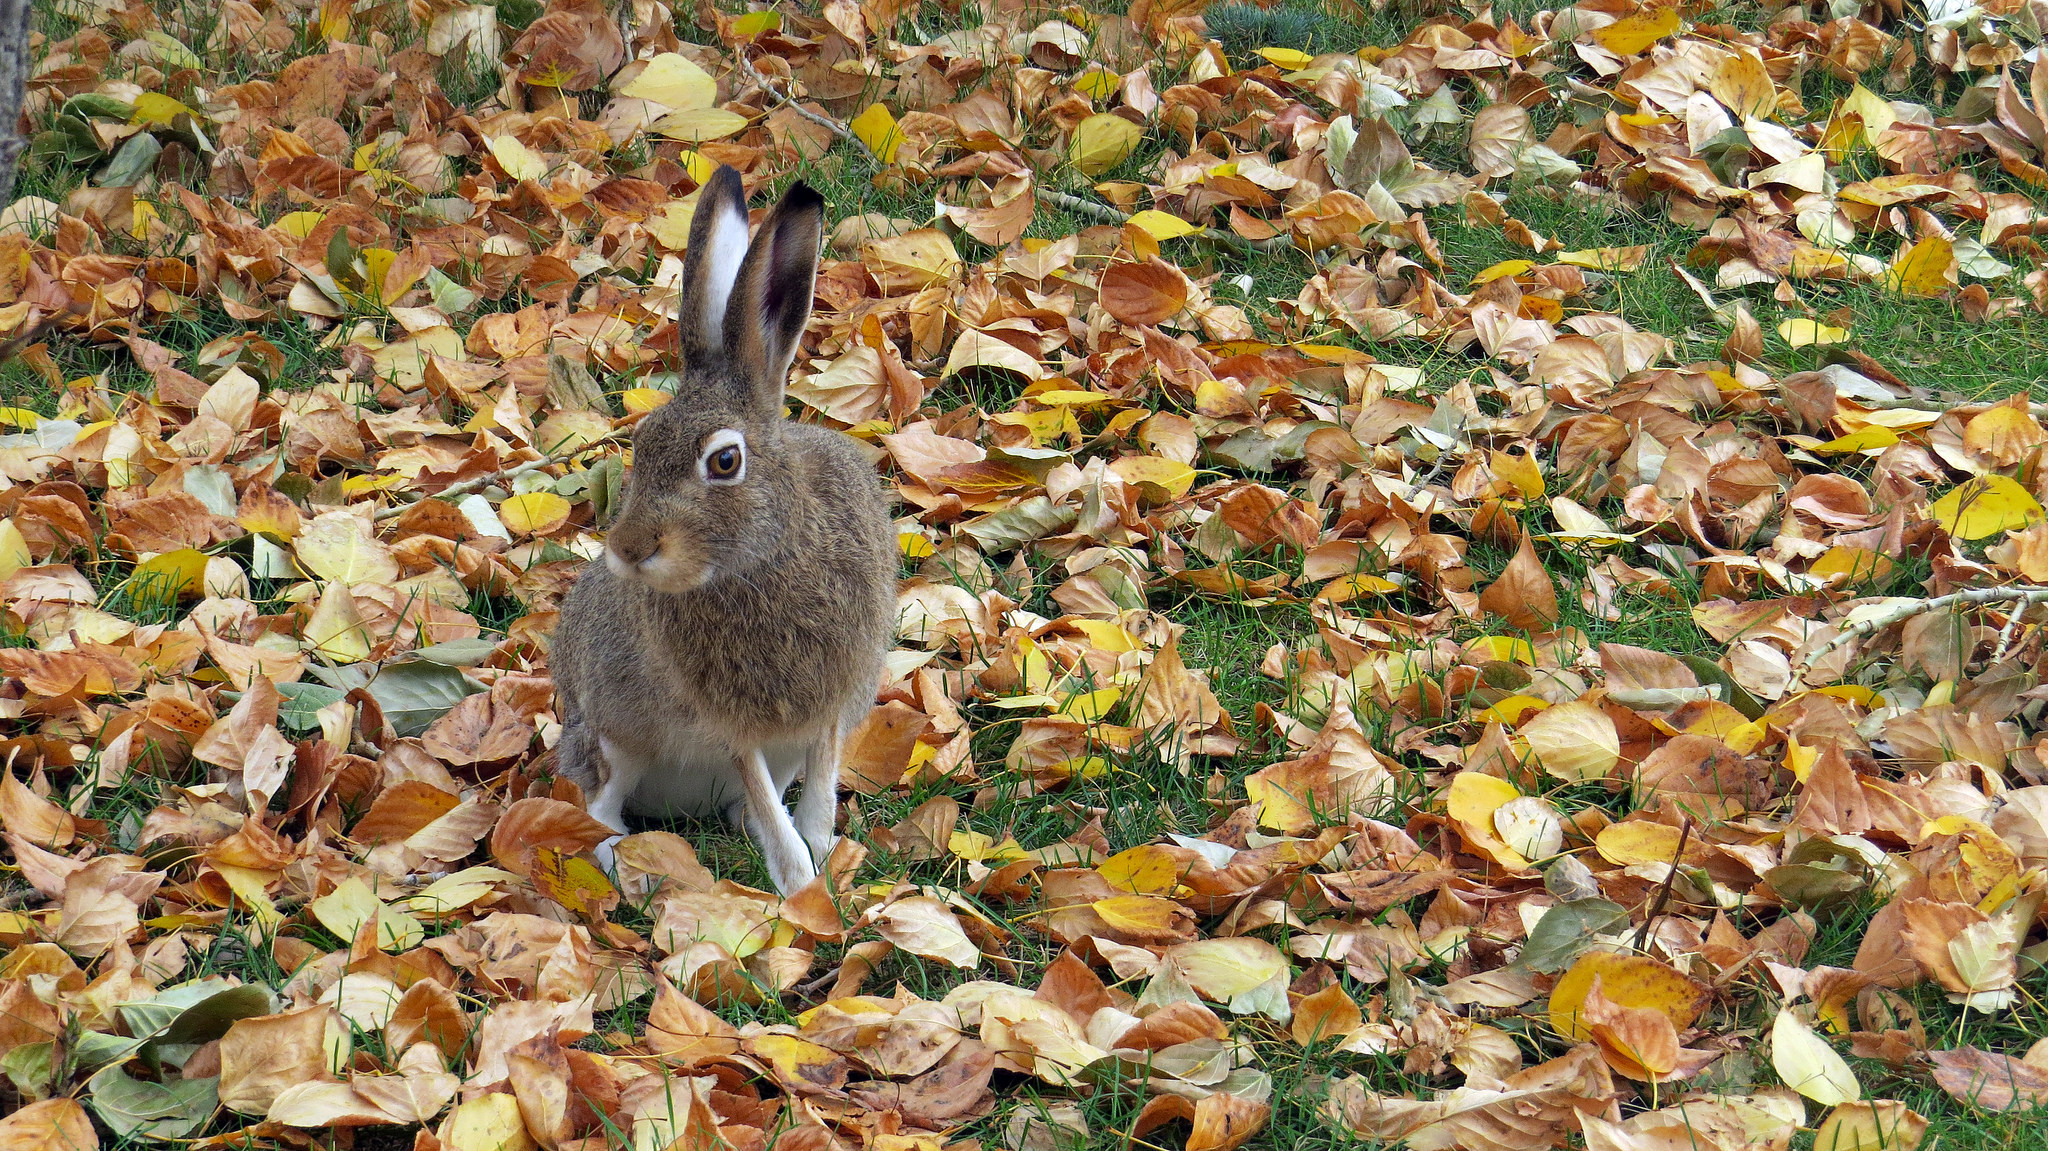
[594,834,623,876]
[767,850,819,897]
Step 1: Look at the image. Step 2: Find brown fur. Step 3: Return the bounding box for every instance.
[550,166,895,893]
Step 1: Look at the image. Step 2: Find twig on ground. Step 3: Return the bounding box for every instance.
[1633,817,1692,953]
[373,431,628,521]
[1790,585,2048,683]
[1033,187,1297,256]
[731,51,880,168]
[1993,602,2031,666]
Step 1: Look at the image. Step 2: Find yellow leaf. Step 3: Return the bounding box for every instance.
[1812,426,1900,453]
[1070,113,1141,178]
[133,548,210,599]
[749,1033,842,1082]
[0,406,39,429]
[1772,1008,1861,1105]
[1256,46,1315,68]
[1447,771,1530,869]
[620,387,672,414]
[488,136,547,183]
[303,581,372,663]
[1592,6,1681,54]
[1471,259,1534,284]
[1316,573,1402,603]
[949,829,1032,862]
[1490,448,1545,498]
[1092,894,1186,933]
[1076,68,1122,100]
[1554,245,1650,271]
[1596,820,1686,867]
[654,107,751,142]
[898,532,935,558]
[646,200,696,250]
[308,876,425,952]
[440,1096,529,1151]
[1032,389,1114,406]
[676,149,716,184]
[1057,687,1121,722]
[1070,620,1141,652]
[1551,953,1710,1042]
[0,519,32,582]
[362,248,397,297]
[1929,474,2044,540]
[531,845,618,921]
[499,491,572,536]
[1126,209,1200,240]
[275,211,325,240]
[131,92,193,126]
[619,52,717,110]
[1475,694,1548,725]
[1110,455,1198,499]
[730,9,782,34]
[851,103,905,165]
[131,200,158,241]
[1779,318,1851,347]
[1813,684,1885,708]
[1809,546,1893,585]
[1886,235,1954,297]
[1710,49,1776,119]
[1521,700,1620,782]
[1465,636,1537,664]
[1097,845,1183,894]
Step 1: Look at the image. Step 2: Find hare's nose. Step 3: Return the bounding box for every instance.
[608,535,656,568]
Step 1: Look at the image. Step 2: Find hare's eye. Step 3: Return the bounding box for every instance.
[698,430,747,484]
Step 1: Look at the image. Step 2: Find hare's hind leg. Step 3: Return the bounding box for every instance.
[736,747,817,895]
[794,731,841,868]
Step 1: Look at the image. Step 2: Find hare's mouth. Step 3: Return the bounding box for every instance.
[606,538,712,594]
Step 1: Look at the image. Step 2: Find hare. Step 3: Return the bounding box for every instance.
[551,165,896,894]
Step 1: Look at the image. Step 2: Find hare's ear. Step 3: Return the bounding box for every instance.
[680,164,752,361]
[722,180,824,411]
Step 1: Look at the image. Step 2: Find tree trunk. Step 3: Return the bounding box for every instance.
[0,0,32,208]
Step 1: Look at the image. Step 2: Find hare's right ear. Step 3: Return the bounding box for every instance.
[679,164,752,363]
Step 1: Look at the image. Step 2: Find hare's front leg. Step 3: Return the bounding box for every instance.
[737,747,817,895]
[564,724,645,872]
[794,730,842,869]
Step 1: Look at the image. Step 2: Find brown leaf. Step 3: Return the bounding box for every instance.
[0,770,76,848]
[420,692,535,765]
[1100,257,1192,325]
[489,797,617,877]
[1478,534,1560,632]
[1928,1046,2048,1111]
[0,1099,98,1151]
[220,1006,346,1115]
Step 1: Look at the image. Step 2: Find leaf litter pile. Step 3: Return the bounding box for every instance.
[13,0,2048,1146]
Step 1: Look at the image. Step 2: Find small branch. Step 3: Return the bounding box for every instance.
[1993,603,2029,666]
[1791,585,2048,683]
[372,431,628,521]
[1033,187,1296,256]
[1633,817,1692,953]
[731,50,880,168]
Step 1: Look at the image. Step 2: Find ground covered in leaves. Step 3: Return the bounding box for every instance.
[6,0,2048,1148]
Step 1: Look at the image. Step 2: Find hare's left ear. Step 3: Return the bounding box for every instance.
[678,164,751,363]
[722,181,825,412]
